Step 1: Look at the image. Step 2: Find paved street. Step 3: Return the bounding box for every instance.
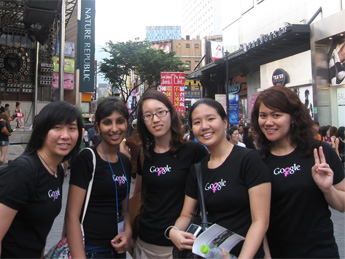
[4,141,345,258]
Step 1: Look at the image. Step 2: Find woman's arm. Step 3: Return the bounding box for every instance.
[66,185,87,258]
[335,138,341,160]
[133,174,142,196]
[312,146,345,212]
[169,196,198,251]
[111,199,132,253]
[0,203,18,256]
[120,141,131,159]
[238,182,271,259]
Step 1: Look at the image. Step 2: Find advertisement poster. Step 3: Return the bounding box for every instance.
[52,73,74,90]
[292,86,314,119]
[337,87,345,126]
[211,41,223,61]
[215,94,227,113]
[248,93,259,114]
[228,94,239,125]
[53,57,75,73]
[161,72,185,115]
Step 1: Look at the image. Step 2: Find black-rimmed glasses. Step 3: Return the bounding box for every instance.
[143,110,169,121]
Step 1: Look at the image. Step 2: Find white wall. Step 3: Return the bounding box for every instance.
[260,51,312,90]
[221,0,343,53]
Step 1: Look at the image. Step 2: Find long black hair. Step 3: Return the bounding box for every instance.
[137,90,185,158]
[24,101,83,161]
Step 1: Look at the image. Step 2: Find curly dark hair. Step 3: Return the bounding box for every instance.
[251,86,319,158]
[137,90,185,159]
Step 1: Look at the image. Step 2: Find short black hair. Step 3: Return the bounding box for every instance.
[24,101,83,161]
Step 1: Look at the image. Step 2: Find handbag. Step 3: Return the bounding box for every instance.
[44,148,96,259]
[172,162,210,259]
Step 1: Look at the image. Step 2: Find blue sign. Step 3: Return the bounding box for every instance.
[185,90,201,99]
[228,94,239,125]
[272,68,288,86]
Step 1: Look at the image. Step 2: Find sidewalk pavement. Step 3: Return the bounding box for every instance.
[3,142,344,258]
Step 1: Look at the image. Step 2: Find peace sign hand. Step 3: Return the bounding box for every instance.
[312,146,334,192]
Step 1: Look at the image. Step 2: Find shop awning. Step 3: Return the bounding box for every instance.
[188,24,311,79]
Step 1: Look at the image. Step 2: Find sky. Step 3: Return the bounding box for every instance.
[95,0,183,46]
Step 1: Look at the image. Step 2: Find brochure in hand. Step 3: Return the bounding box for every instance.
[192,224,245,258]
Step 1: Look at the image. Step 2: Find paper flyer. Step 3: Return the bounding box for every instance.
[192,224,245,258]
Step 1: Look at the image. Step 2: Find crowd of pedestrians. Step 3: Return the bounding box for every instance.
[0,86,344,258]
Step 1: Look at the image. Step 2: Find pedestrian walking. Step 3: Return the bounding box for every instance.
[0,112,15,165]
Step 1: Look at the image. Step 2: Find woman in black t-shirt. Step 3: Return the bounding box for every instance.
[66,97,132,258]
[251,86,345,258]
[132,90,208,258]
[169,98,271,258]
[0,101,83,258]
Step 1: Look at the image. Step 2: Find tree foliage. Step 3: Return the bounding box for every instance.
[99,40,186,103]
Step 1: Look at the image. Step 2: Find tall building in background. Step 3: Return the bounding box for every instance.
[146,26,181,42]
[181,0,222,39]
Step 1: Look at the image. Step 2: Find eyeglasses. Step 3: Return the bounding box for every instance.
[143,110,169,121]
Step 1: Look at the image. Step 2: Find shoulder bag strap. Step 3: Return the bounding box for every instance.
[81,147,96,224]
[195,162,209,230]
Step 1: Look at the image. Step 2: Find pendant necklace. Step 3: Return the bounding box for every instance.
[37,152,58,178]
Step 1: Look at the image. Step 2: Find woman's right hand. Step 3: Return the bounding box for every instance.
[169,228,196,251]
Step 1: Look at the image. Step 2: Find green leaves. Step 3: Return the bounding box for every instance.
[98,40,186,103]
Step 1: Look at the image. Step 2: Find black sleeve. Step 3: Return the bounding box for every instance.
[0,156,37,210]
[70,148,94,189]
[192,142,209,163]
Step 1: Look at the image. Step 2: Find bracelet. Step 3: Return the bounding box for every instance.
[164,225,179,240]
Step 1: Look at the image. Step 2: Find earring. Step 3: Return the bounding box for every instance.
[291,123,295,129]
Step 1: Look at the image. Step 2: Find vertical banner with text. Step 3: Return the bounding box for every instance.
[228,94,239,125]
[160,72,185,116]
[77,0,95,92]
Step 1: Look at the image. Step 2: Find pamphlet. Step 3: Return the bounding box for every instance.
[192,224,245,258]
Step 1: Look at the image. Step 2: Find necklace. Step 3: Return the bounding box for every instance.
[37,152,58,178]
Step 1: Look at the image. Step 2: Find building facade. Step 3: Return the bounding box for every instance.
[188,0,345,127]
[181,0,222,39]
[146,26,181,42]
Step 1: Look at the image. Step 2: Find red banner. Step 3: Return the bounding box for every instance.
[160,72,185,116]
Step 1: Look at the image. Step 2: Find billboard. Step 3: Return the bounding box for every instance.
[53,57,75,73]
[211,41,223,61]
[160,72,185,115]
[52,73,74,90]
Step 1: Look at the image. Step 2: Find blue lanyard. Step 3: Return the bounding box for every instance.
[100,142,129,221]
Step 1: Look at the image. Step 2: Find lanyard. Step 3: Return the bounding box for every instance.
[100,142,129,221]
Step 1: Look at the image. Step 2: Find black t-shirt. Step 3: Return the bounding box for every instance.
[265,142,344,258]
[186,145,270,257]
[70,147,132,248]
[0,154,64,258]
[137,141,208,246]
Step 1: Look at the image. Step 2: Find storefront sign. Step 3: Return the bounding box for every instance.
[185,90,201,99]
[272,68,288,86]
[77,0,95,92]
[226,76,247,94]
[160,72,185,115]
